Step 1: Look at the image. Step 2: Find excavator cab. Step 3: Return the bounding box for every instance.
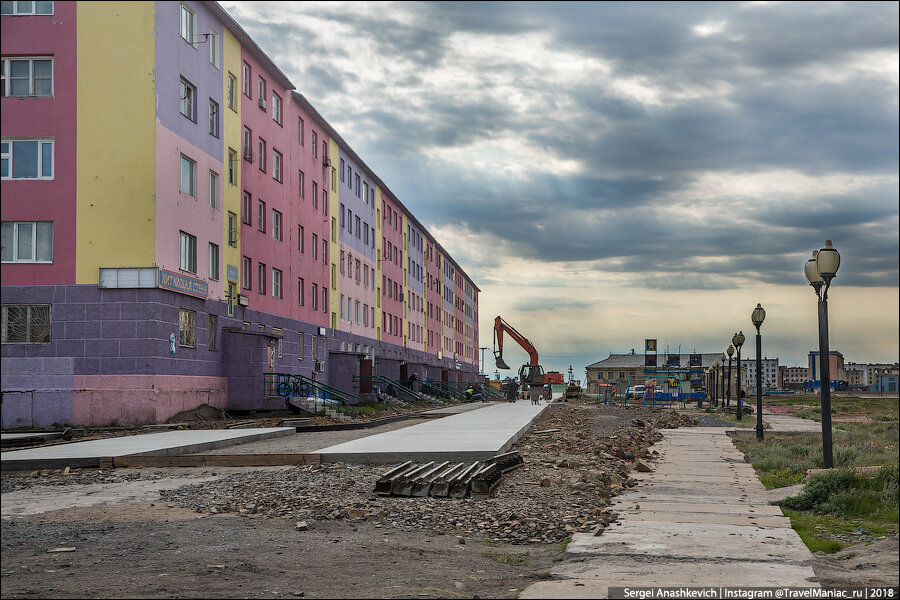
[519,364,545,386]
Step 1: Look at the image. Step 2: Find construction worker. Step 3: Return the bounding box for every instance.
[464,385,474,402]
[506,379,519,403]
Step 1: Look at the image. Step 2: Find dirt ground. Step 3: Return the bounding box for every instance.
[2,399,897,598]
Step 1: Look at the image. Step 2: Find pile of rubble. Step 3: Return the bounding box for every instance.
[158,401,696,544]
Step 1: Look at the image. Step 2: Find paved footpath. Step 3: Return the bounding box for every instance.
[521,426,818,598]
[315,399,552,463]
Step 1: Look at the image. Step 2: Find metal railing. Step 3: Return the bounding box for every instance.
[357,375,431,404]
[265,372,357,414]
[424,380,465,401]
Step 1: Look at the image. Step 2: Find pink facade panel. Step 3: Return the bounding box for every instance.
[0,3,77,284]
[72,374,227,426]
[381,193,404,344]
[155,125,226,299]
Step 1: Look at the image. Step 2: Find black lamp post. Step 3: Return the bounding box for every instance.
[805,240,840,469]
[752,304,766,441]
[726,345,734,408]
[719,353,726,409]
[733,332,745,420]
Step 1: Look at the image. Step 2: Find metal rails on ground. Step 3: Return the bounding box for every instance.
[374,451,524,499]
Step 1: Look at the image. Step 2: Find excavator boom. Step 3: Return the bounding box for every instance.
[493,315,544,385]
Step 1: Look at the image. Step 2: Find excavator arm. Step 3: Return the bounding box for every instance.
[493,316,540,369]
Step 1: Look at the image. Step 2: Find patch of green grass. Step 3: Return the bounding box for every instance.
[556,537,571,553]
[481,550,529,566]
[709,410,755,428]
[782,508,898,554]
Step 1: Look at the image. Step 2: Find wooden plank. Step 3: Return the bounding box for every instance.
[107,454,321,468]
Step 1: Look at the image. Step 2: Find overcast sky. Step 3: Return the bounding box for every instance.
[222,1,899,377]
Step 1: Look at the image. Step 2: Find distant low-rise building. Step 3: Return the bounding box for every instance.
[808,351,845,383]
[781,366,807,389]
[740,357,779,392]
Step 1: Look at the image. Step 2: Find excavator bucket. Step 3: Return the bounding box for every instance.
[494,351,510,370]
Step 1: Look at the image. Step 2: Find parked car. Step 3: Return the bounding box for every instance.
[627,385,646,400]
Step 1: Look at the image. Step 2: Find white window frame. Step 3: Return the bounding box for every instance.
[242,62,251,97]
[1,221,53,263]
[208,170,218,208]
[227,72,237,111]
[242,256,251,289]
[179,231,197,274]
[1,138,53,180]
[272,149,282,182]
[298,277,304,306]
[257,76,265,107]
[227,148,237,185]
[208,29,220,68]
[272,93,282,124]
[180,155,196,196]
[208,98,219,137]
[272,209,282,241]
[257,200,265,232]
[2,1,54,15]
[2,56,53,97]
[180,3,196,46]
[208,242,219,280]
[180,78,196,121]
[258,138,266,172]
[272,268,282,299]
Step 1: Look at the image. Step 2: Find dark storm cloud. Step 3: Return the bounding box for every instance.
[223,1,899,290]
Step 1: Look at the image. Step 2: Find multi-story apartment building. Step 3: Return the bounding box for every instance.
[808,351,845,383]
[739,357,779,392]
[781,366,808,388]
[1,1,479,429]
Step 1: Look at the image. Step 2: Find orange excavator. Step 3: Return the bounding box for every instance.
[493,315,546,386]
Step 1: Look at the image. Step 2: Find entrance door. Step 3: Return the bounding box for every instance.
[441,369,449,383]
[359,357,373,393]
[399,363,408,382]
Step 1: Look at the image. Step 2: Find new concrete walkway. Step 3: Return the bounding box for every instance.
[521,427,818,598]
[0,428,294,471]
[315,399,551,463]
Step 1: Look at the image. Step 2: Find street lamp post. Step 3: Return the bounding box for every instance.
[752,304,766,441]
[719,353,727,409]
[733,332,745,420]
[805,240,840,469]
[726,345,734,408]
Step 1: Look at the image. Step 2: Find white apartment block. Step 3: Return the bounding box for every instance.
[782,366,807,386]
[741,358,779,391]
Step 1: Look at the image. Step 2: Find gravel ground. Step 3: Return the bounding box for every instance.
[689,413,735,427]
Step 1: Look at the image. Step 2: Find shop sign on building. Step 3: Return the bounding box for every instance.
[158,269,208,299]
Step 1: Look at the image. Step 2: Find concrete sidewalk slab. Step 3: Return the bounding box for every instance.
[520,424,818,597]
[315,400,550,463]
[1,428,295,471]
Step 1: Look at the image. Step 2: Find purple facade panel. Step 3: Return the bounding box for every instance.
[327,353,361,396]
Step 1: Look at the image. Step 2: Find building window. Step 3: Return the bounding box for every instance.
[272,327,283,357]
[258,138,266,171]
[339,158,345,182]
[1,57,52,97]
[242,127,252,161]
[227,212,237,247]
[180,155,196,196]
[180,3,196,44]
[272,150,282,182]
[312,182,318,209]
[312,284,318,310]
[257,200,265,232]
[208,99,219,137]
[298,170,304,198]
[178,308,195,348]
[297,225,304,253]
[208,171,218,208]
[257,76,266,108]
[180,78,195,120]
[179,231,197,274]
[297,117,304,145]
[272,268,282,299]
[322,238,327,264]
[311,131,317,156]
[1,139,53,180]
[322,189,327,214]
[242,256,251,289]
[242,62,251,97]
[208,314,217,351]
[1,1,53,15]
[257,262,266,294]
[208,242,219,280]
[242,192,251,224]
[355,174,360,197]
[227,73,237,110]
[272,93,282,124]
[208,30,219,68]
[272,209,282,241]
[311,234,318,259]
[227,148,237,184]
[298,277,304,306]
[1,221,53,263]
[1,304,51,344]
